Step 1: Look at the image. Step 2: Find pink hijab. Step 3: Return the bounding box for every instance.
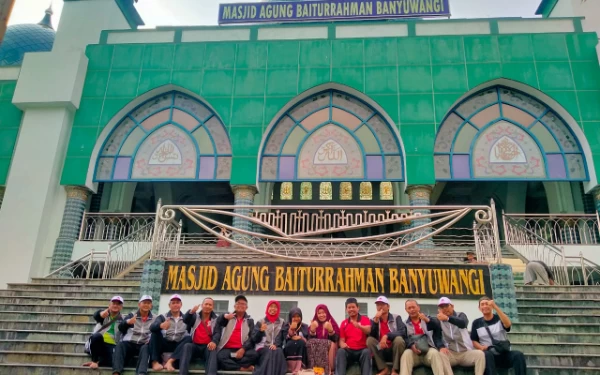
[312,304,340,339]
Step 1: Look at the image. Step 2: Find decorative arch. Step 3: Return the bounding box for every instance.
[434,86,589,182]
[93,90,232,182]
[259,89,405,182]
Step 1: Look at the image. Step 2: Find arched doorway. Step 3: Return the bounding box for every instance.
[89,89,234,235]
[258,88,407,237]
[434,85,589,213]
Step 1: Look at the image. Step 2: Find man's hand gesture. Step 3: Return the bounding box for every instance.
[127,314,137,326]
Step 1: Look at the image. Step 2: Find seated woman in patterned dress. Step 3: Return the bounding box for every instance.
[306,304,339,375]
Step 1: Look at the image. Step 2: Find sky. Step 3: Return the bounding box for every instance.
[9,0,542,28]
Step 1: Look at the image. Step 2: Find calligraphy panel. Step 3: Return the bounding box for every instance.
[473,121,545,178]
[297,124,364,179]
[132,125,197,179]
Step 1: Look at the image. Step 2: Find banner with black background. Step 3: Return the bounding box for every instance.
[162,261,491,300]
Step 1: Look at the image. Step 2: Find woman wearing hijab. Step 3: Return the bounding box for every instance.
[284,307,309,374]
[307,304,339,375]
[251,300,288,375]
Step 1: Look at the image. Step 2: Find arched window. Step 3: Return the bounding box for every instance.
[260,90,404,182]
[434,86,588,181]
[95,91,232,181]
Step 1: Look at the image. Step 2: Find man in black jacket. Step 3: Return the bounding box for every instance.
[367,296,407,375]
[399,300,450,375]
[83,296,124,369]
[149,294,193,371]
[173,297,221,375]
[215,295,258,372]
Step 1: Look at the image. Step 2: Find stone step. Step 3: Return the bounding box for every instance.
[0,303,135,314]
[0,363,482,375]
[0,340,85,353]
[515,286,600,293]
[0,295,140,307]
[30,278,140,286]
[516,298,600,307]
[0,289,140,299]
[7,283,140,293]
[517,305,600,314]
[0,311,93,323]
[524,353,600,368]
[0,320,94,331]
[0,329,89,342]
[517,313,600,324]
[515,292,600,300]
[513,342,600,355]
[0,363,598,375]
[508,331,599,343]
[511,322,600,333]
[0,351,89,366]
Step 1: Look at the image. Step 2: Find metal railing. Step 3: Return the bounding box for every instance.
[503,214,600,285]
[503,213,600,245]
[566,253,600,286]
[45,250,107,279]
[79,212,155,241]
[101,221,155,279]
[151,202,501,262]
[151,200,182,259]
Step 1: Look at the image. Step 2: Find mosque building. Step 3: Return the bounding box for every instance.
[0,0,598,321]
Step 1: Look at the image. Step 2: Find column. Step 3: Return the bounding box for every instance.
[406,185,434,248]
[50,186,91,271]
[231,185,258,243]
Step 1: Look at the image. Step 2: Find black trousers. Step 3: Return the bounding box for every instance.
[484,350,527,375]
[149,332,192,363]
[88,333,115,366]
[175,343,217,375]
[335,348,371,375]
[217,348,259,370]
[112,341,150,375]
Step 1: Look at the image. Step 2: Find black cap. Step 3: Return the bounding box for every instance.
[235,295,248,303]
[345,297,358,307]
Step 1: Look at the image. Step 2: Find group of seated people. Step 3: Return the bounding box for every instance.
[83,293,527,375]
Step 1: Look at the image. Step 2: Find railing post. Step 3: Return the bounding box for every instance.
[102,244,110,279]
[175,220,182,257]
[79,211,87,241]
[151,199,162,259]
[86,249,93,279]
[560,246,569,285]
[580,252,588,286]
[490,199,502,263]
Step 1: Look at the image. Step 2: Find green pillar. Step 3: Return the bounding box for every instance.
[50,186,90,271]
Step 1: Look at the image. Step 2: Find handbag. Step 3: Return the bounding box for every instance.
[411,334,430,354]
[84,315,120,354]
[483,322,511,355]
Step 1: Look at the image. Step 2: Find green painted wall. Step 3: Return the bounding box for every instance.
[0,81,22,185]
[61,30,600,186]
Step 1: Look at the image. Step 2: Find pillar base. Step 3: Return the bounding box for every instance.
[49,186,90,272]
[406,185,434,249]
[231,185,258,243]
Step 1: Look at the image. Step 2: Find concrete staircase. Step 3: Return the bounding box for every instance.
[0,267,598,374]
[0,278,146,374]
[513,285,600,374]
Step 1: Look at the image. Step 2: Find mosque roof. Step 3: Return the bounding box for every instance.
[0,7,55,67]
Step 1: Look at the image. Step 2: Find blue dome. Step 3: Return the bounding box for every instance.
[0,23,55,66]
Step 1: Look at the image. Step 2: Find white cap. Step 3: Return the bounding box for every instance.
[110,296,124,304]
[375,296,389,304]
[139,295,153,302]
[170,294,182,302]
[438,297,452,306]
